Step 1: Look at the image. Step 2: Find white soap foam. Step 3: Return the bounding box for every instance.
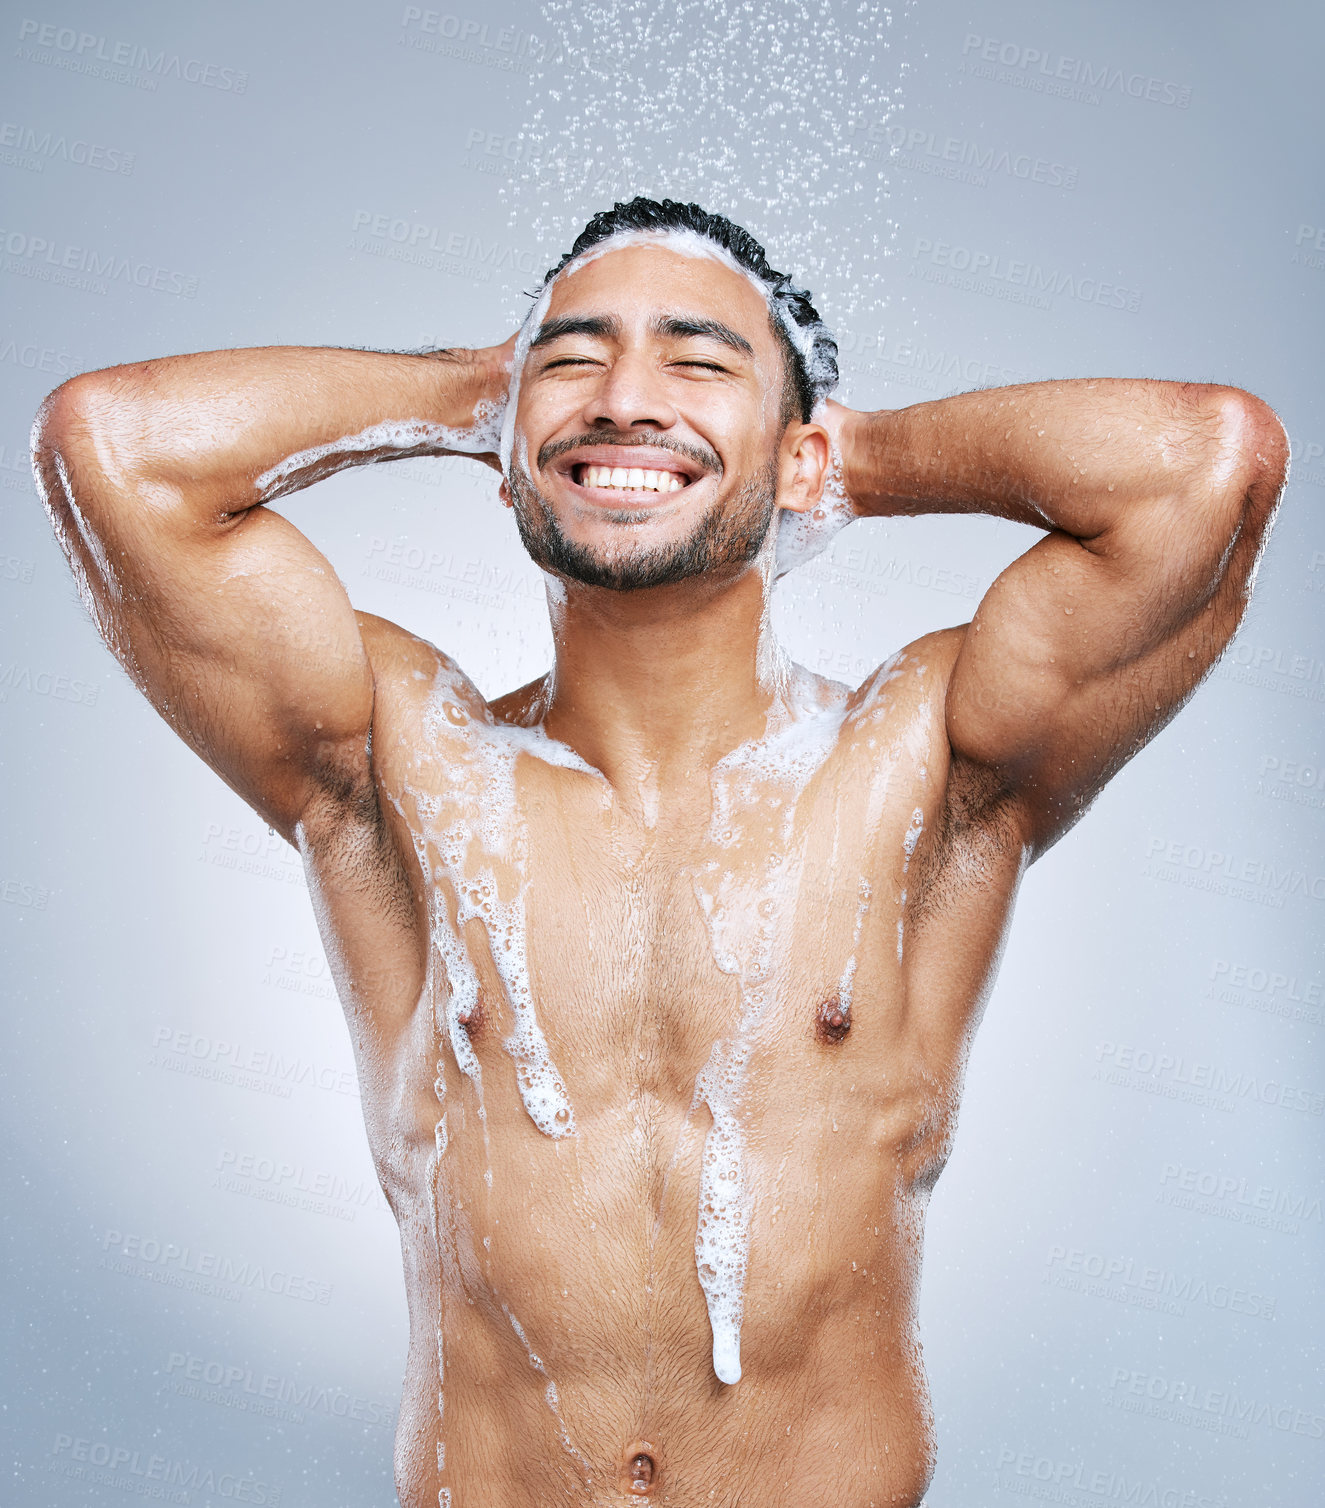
[836,876,874,1011]
[257,404,505,500]
[897,806,924,961]
[500,225,837,482]
[773,415,855,579]
[409,666,604,1140]
[688,669,853,1384]
[545,226,831,386]
[413,650,916,1403]
[504,1306,593,1482]
[499,279,556,475]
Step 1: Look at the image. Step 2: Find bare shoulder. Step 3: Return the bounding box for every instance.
[350,612,496,815]
[356,611,471,688]
[355,612,489,721]
[846,624,968,735]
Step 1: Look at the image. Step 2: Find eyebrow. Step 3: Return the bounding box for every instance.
[651,315,754,357]
[528,311,755,359]
[529,315,622,349]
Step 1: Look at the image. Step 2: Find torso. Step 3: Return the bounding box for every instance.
[302,618,1027,1508]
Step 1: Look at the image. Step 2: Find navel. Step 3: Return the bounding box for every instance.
[816,995,851,1045]
[622,1445,658,1496]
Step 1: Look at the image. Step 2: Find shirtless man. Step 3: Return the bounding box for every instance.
[33,197,1286,1507]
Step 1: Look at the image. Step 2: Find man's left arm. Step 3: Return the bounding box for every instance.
[830,379,1289,853]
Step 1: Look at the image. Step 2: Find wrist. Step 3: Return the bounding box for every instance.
[470,333,518,412]
[412,341,511,430]
[835,405,893,515]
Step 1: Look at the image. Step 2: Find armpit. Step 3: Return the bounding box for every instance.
[905,756,1028,927]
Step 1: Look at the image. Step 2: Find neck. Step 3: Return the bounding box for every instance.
[538,560,785,795]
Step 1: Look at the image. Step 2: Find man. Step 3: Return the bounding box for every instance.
[33,197,1286,1507]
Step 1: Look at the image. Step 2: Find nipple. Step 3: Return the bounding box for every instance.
[816,995,851,1045]
[457,993,486,1033]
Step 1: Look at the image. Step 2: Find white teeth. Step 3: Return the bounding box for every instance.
[580,464,688,493]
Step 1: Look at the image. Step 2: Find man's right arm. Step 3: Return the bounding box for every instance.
[31,341,511,843]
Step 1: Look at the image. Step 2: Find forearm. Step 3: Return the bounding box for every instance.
[35,342,507,524]
[838,378,1270,540]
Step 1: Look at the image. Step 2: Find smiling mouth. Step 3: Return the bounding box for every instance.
[571,463,688,493]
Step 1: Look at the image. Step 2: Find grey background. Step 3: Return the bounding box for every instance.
[2,0,1322,1504]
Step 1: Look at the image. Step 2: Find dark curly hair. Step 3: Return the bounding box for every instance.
[537,197,838,426]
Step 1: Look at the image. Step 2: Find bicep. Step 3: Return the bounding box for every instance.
[39,447,374,841]
[946,432,1285,848]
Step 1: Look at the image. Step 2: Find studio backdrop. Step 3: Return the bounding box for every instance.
[2,1,1322,1504]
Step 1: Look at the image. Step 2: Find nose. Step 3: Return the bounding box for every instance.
[581,351,678,433]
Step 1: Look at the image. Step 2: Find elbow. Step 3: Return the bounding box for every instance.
[1199,386,1289,522]
[31,374,90,471]
[31,370,152,499]
[30,377,92,520]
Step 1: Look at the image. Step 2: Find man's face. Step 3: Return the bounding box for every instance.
[501,243,821,592]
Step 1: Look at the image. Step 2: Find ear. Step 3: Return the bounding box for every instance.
[776,423,831,514]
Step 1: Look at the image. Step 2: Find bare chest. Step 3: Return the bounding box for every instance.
[389,686,942,1138]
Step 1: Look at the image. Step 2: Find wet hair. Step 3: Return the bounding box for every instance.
[537,197,839,426]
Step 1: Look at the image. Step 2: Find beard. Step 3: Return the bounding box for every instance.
[505,441,780,592]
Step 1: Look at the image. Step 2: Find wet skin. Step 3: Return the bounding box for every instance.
[359,249,962,1505]
[33,244,1287,1507]
[354,634,974,1508]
